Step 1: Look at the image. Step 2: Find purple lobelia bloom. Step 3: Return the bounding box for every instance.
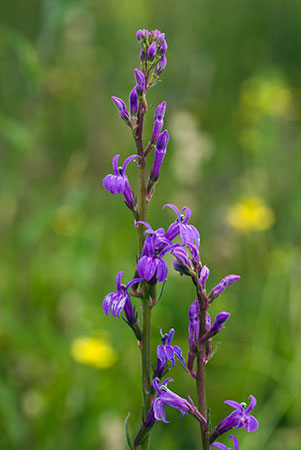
[103,154,138,209]
[211,435,239,450]
[209,275,241,301]
[155,328,185,378]
[137,238,176,282]
[135,220,176,282]
[152,378,206,425]
[111,96,130,124]
[163,204,200,247]
[102,271,142,322]
[211,396,259,443]
[150,130,169,182]
[151,102,166,143]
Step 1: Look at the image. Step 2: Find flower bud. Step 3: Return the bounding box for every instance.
[147,42,157,61]
[159,39,168,55]
[129,87,138,116]
[199,265,210,289]
[111,96,130,124]
[134,68,145,95]
[136,29,143,40]
[155,55,167,75]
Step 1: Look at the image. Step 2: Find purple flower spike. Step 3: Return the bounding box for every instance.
[150,130,169,182]
[102,271,142,322]
[211,435,239,450]
[134,68,145,95]
[103,154,139,209]
[156,328,185,378]
[151,102,166,143]
[156,55,167,75]
[111,96,130,124]
[147,41,157,61]
[129,87,139,116]
[199,265,210,288]
[152,378,192,423]
[210,275,241,301]
[164,204,200,247]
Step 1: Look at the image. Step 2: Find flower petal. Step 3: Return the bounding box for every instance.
[156,258,168,282]
[173,345,185,366]
[115,272,123,293]
[246,415,259,432]
[103,293,113,316]
[245,395,257,414]
[162,203,181,221]
[211,443,229,450]
[122,154,140,173]
[224,400,244,411]
[112,154,120,176]
[229,435,239,450]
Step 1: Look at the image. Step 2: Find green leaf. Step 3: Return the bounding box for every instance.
[124,413,134,450]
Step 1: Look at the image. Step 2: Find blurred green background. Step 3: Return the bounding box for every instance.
[1,0,301,449]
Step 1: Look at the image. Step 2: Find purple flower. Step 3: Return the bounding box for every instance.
[156,328,185,378]
[136,241,175,282]
[103,154,138,209]
[163,204,200,247]
[214,396,259,438]
[102,271,142,322]
[129,87,138,116]
[150,130,169,181]
[156,55,167,75]
[209,275,241,301]
[135,221,176,282]
[111,96,130,124]
[147,42,157,61]
[134,68,145,95]
[211,435,239,450]
[151,102,166,143]
[152,378,193,423]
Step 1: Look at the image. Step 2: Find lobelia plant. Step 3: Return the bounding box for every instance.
[102,28,259,450]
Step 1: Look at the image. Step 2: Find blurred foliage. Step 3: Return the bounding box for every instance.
[0,0,301,449]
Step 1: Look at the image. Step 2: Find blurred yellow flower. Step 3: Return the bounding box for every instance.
[227,195,275,233]
[71,336,117,369]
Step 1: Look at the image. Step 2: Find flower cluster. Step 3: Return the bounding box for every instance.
[101,28,259,450]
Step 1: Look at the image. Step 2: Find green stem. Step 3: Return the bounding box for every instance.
[196,300,210,450]
[134,104,152,449]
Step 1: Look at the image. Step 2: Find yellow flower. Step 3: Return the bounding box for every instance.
[227,195,275,233]
[71,336,117,369]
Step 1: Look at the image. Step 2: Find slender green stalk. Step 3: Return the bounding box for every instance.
[196,308,210,450]
[134,105,152,449]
